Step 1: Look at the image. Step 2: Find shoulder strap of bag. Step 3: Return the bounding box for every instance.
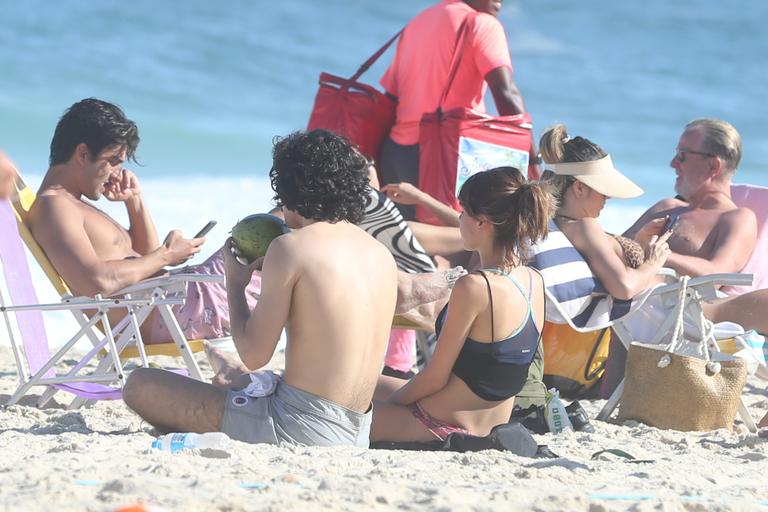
[350,30,404,82]
[437,12,477,109]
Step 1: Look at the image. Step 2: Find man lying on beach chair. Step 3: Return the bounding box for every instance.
[1,198,182,408]
[28,99,258,351]
[124,130,399,447]
[1,152,176,408]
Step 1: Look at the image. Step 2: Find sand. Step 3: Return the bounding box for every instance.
[1,346,766,512]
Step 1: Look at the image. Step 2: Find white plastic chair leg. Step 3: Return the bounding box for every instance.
[739,399,757,433]
[597,379,624,422]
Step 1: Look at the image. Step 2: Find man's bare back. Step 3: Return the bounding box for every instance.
[273,222,397,412]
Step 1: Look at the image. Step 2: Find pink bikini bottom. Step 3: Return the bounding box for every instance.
[409,401,471,441]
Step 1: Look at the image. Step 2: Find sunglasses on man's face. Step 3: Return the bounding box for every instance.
[674,149,716,163]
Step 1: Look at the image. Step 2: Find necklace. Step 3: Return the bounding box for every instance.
[477,267,509,275]
[555,213,579,222]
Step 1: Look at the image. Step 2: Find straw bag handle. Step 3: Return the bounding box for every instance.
[663,274,690,354]
[656,275,717,369]
[349,30,404,83]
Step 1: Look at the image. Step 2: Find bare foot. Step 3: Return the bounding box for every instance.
[395,267,466,315]
[204,341,251,390]
[759,411,768,429]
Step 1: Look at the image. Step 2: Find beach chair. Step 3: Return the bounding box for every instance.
[721,183,768,295]
[0,199,191,408]
[528,221,758,431]
[8,173,224,393]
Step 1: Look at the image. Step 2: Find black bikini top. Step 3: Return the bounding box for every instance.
[436,268,543,401]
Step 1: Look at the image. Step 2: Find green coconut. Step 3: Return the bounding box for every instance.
[230,214,289,262]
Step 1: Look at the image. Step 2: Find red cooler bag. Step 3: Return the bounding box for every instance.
[307,31,401,161]
[418,109,532,223]
[416,16,533,224]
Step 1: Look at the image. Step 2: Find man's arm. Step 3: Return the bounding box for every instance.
[225,236,295,371]
[485,67,524,116]
[32,196,202,297]
[665,208,757,277]
[104,169,159,255]
[485,67,540,176]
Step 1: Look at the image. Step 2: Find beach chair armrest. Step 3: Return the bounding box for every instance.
[1,295,160,314]
[112,273,225,296]
[651,272,754,302]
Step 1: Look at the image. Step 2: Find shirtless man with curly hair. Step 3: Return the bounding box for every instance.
[124,130,401,447]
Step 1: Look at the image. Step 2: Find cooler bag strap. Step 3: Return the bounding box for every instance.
[350,29,404,82]
[437,13,476,108]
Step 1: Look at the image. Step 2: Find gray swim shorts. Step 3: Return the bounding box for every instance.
[221,380,372,447]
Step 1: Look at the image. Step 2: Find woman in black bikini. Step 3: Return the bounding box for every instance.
[370,167,555,443]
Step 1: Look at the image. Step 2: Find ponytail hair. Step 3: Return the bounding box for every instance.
[539,123,607,204]
[458,167,555,269]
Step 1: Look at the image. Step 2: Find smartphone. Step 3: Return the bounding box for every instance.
[664,214,680,233]
[194,220,217,238]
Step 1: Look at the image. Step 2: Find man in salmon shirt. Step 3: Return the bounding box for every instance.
[379,0,531,220]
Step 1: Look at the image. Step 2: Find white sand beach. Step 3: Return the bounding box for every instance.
[1,346,766,512]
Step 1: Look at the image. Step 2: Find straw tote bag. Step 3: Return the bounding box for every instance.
[618,276,747,431]
[307,30,401,161]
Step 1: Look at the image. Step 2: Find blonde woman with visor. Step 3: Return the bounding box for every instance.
[539,124,672,301]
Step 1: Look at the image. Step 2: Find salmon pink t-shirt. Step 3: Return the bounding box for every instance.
[380,0,513,145]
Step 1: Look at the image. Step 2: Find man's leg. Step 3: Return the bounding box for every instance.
[703,289,768,334]
[123,368,227,433]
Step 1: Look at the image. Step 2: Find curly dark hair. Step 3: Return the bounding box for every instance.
[269,130,369,224]
[49,98,140,166]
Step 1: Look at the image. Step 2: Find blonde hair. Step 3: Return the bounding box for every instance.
[538,124,607,204]
[685,118,742,174]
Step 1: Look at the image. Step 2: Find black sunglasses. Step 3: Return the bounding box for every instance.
[674,149,716,163]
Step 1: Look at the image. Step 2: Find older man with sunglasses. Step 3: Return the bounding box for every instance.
[624,118,757,279]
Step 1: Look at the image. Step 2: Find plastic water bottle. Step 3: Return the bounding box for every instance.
[151,432,231,453]
[544,388,573,434]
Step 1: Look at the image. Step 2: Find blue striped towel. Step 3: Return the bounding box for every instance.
[527,221,654,331]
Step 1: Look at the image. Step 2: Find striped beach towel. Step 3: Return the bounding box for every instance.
[358,187,436,274]
[527,221,653,331]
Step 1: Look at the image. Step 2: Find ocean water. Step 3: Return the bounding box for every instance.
[1,0,767,346]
